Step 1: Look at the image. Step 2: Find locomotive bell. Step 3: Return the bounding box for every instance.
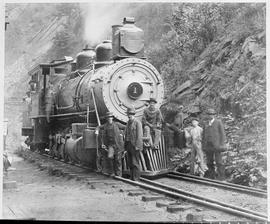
[76,45,96,70]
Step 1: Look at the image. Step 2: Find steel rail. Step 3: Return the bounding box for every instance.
[171,171,267,194]
[167,173,267,197]
[140,177,267,220]
[114,176,267,221]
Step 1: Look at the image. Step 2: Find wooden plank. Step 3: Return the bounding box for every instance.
[158,137,164,169]
[145,149,154,171]
[139,151,147,171]
[161,136,166,168]
[148,148,156,171]
[154,149,161,170]
[153,150,159,170]
[149,149,158,171]
[162,136,167,168]
[157,143,163,169]
[157,138,164,169]
[138,158,143,170]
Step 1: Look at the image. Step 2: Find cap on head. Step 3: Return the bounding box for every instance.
[206,108,216,115]
[148,97,157,104]
[126,107,136,115]
[106,112,114,118]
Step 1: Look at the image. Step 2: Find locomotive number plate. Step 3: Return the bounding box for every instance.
[127,82,143,99]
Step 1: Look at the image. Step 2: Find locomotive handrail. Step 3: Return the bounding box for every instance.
[91,88,101,126]
[28,111,95,119]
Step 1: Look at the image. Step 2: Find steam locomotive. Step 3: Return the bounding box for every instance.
[22,17,168,176]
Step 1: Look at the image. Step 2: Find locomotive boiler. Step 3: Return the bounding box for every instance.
[22,17,168,176]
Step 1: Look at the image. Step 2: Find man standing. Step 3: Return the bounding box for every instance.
[142,98,162,149]
[125,107,143,181]
[95,112,125,177]
[189,117,207,177]
[203,108,226,180]
[166,105,186,149]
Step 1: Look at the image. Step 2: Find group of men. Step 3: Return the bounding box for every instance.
[184,108,226,180]
[95,98,161,181]
[95,97,227,182]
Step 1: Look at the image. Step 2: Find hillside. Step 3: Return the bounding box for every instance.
[159,3,266,189]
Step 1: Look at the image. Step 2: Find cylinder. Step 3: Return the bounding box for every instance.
[65,137,81,163]
[83,128,96,149]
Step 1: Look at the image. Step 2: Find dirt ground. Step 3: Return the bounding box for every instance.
[2,153,180,221]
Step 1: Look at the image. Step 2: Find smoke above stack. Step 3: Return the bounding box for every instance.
[83,3,131,46]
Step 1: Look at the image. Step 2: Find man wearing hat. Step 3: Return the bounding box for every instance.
[142,98,162,150]
[124,107,143,181]
[202,108,226,180]
[95,112,125,177]
[189,117,208,177]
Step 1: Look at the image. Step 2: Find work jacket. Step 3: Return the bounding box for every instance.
[125,118,143,151]
[142,108,162,128]
[203,119,226,151]
[98,122,125,153]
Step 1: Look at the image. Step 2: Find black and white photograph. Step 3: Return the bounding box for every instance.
[2,0,268,222]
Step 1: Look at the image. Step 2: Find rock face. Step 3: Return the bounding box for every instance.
[169,7,266,189]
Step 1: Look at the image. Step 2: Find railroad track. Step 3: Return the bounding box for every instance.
[168,171,267,197]
[116,176,267,221]
[19,149,268,222]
